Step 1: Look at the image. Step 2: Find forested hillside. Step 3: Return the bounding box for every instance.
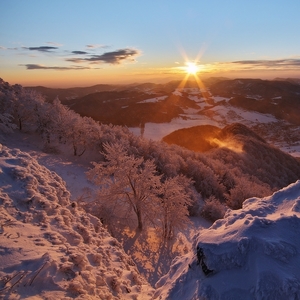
[2,78,300,222]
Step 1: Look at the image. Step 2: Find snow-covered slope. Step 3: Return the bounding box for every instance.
[155,180,300,299]
[0,144,154,299]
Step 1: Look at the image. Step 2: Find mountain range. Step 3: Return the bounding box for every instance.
[26,77,300,125]
[27,77,300,157]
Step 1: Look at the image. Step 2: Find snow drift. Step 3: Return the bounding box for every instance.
[0,144,153,299]
[155,180,300,299]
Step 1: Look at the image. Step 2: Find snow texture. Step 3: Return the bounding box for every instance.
[137,96,168,104]
[155,180,300,300]
[0,144,154,299]
[128,92,300,158]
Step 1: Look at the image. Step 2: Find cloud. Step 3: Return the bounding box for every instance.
[67,48,141,65]
[65,58,85,63]
[20,64,92,70]
[10,44,141,71]
[0,46,20,51]
[86,44,110,49]
[24,46,59,52]
[71,51,88,55]
[232,58,300,69]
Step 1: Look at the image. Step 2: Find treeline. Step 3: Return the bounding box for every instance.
[1,78,300,229]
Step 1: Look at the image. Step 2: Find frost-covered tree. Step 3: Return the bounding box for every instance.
[51,99,90,155]
[87,142,162,231]
[0,90,16,133]
[10,86,42,131]
[0,81,47,133]
[0,111,16,133]
[160,175,193,240]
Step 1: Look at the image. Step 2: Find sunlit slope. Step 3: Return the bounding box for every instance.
[163,123,300,190]
[162,125,222,152]
[162,123,265,153]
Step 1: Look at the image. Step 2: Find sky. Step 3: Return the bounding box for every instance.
[1,0,300,87]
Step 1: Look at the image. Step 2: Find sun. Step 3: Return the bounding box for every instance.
[185,62,199,75]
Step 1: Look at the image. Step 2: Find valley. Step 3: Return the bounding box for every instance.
[27,77,300,157]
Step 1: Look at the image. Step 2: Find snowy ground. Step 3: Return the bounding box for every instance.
[154,180,300,299]
[1,132,97,202]
[129,95,300,157]
[0,132,212,295]
[1,130,300,299]
[0,143,154,299]
[129,117,218,141]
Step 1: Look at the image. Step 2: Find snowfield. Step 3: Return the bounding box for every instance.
[154,180,300,299]
[0,144,154,299]
[129,93,300,158]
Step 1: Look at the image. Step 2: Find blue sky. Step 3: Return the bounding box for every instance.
[1,0,300,87]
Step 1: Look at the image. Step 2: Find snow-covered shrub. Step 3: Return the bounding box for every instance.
[201,196,227,222]
[226,177,271,209]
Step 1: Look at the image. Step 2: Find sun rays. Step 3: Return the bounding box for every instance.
[184,62,200,75]
[176,62,210,101]
[174,45,211,101]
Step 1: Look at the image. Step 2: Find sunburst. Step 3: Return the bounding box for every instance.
[185,62,200,75]
[176,48,210,101]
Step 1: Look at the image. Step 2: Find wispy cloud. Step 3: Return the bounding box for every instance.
[71,50,89,55]
[86,44,110,49]
[20,64,93,70]
[23,46,59,52]
[0,46,18,51]
[5,43,141,71]
[67,48,141,65]
[232,58,300,69]
[188,58,300,75]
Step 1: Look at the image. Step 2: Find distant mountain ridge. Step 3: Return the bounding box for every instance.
[26,77,300,126]
[24,84,121,104]
[209,78,300,125]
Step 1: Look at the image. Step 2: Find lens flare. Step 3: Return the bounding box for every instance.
[185,62,199,75]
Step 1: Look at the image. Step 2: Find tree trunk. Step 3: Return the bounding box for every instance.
[136,208,143,231]
[78,147,86,157]
[18,117,22,131]
[73,143,77,156]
